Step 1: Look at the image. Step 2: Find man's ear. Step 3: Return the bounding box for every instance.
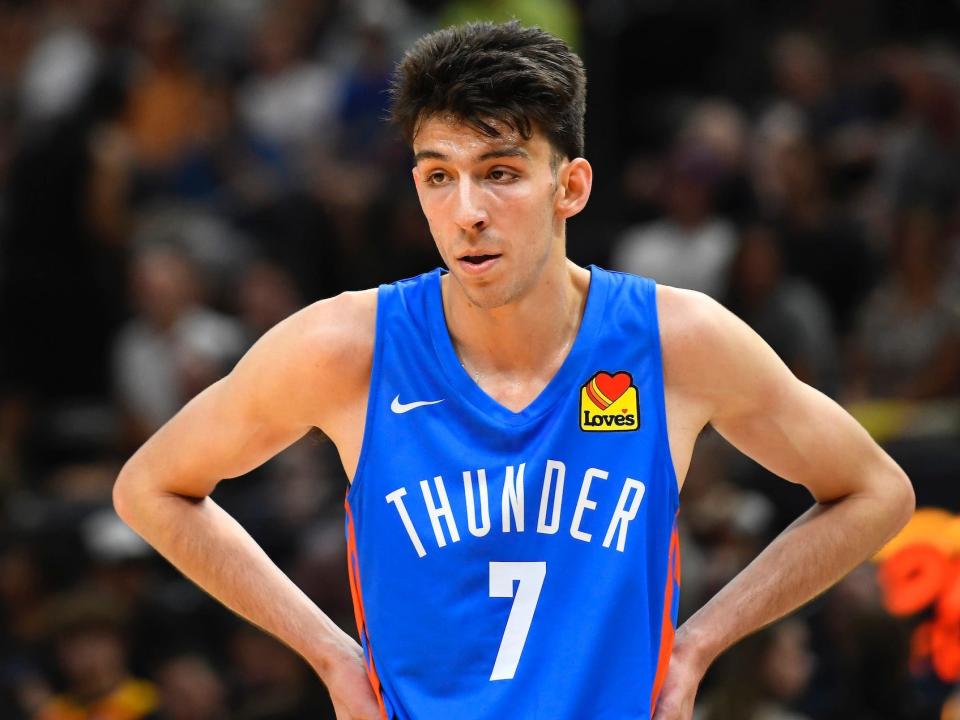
[555,158,593,219]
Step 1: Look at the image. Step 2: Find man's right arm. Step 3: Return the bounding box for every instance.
[112,290,379,702]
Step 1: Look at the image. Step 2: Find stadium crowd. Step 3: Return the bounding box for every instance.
[0,0,958,718]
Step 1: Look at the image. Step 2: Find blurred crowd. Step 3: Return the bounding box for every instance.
[0,0,958,719]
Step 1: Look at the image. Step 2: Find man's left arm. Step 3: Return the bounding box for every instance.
[652,286,916,720]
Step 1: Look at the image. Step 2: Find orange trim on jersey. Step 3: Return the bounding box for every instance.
[345,496,389,720]
[650,523,681,718]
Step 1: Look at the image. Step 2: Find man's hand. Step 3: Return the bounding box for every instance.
[320,637,384,720]
[651,638,705,720]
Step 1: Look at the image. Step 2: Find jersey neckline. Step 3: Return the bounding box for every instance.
[425,264,609,427]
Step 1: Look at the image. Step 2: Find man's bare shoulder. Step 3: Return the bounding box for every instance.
[655,282,801,426]
[654,284,726,377]
[228,288,378,431]
[283,289,378,367]
[654,283,766,428]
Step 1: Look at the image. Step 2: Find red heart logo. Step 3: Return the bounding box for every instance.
[586,371,632,410]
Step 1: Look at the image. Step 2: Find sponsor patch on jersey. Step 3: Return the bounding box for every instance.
[580,371,640,432]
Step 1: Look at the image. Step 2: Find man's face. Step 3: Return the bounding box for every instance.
[412,115,564,309]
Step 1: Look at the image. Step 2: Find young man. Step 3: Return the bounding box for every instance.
[113,21,915,720]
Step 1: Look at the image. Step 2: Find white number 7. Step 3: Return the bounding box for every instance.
[489,561,546,681]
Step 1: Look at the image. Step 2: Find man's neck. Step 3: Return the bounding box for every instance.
[441,258,591,384]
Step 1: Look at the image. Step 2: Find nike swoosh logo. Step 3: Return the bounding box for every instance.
[391,395,444,414]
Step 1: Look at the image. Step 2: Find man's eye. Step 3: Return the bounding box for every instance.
[489,169,516,181]
[426,171,448,184]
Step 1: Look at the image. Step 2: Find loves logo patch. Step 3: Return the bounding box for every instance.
[580,371,640,432]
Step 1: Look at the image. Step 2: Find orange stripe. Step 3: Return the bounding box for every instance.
[590,377,614,407]
[345,497,389,720]
[585,380,610,409]
[585,383,605,408]
[590,376,613,410]
[650,524,681,717]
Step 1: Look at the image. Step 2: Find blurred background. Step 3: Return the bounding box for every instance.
[0,0,957,718]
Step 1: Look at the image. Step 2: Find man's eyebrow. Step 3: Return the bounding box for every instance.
[414,150,447,163]
[413,147,530,163]
[477,147,529,161]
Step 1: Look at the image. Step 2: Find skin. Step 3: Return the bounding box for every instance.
[113,115,916,720]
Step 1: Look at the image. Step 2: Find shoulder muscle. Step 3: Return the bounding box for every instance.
[227,289,377,433]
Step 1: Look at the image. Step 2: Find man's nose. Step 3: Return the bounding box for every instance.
[454,178,488,232]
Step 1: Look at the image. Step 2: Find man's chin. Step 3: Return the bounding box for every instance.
[449,271,515,310]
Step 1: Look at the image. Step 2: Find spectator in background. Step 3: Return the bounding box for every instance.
[766,33,836,141]
[849,207,960,401]
[725,220,838,393]
[678,100,757,224]
[762,133,878,337]
[238,2,341,168]
[0,542,47,645]
[675,442,776,615]
[153,654,228,720]
[113,245,245,445]
[34,591,159,720]
[226,624,334,720]
[0,1,33,201]
[0,542,49,719]
[877,47,960,221]
[0,0,129,406]
[694,617,815,720]
[336,24,394,161]
[17,6,100,126]
[167,78,290,210]
[806,566,920,720]
[611,146,737,298]
[235,261,303,344]
[372,190,441,283]
[123,5,204,183]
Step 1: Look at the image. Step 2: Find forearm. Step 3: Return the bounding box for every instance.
[675,481,912,673]
[113,474,352,678]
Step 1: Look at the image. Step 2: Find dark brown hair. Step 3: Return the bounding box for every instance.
[389,20,586,160]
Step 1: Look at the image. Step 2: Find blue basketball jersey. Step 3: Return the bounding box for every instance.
[344,265,681,720]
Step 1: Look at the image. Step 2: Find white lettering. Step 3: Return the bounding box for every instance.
[420,476,461,547]
[463,469,491,537]
[537,460,566,534]
[385,487,427,558]
[602,478,646,552]
[502,464,525,533]
[570,467,607,542]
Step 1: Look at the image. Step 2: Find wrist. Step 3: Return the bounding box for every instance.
[308,627,363,682]
[672,623,719,678]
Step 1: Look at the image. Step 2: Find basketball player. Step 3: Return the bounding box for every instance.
[113,21,915,720]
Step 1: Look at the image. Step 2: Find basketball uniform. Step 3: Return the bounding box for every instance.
[344,265,681,719]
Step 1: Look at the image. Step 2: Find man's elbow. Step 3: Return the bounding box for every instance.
[112,458,162,530]
[113,456,209,529]
[112,462,140,526]
[883,466,916,534]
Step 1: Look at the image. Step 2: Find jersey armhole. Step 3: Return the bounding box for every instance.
[648,279,681,511]
[345,285,387,504]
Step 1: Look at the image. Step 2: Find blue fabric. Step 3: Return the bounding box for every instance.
[345,265,680,720]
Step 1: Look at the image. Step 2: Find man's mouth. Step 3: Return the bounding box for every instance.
[457,253,502,274]
[460,254,501,265]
